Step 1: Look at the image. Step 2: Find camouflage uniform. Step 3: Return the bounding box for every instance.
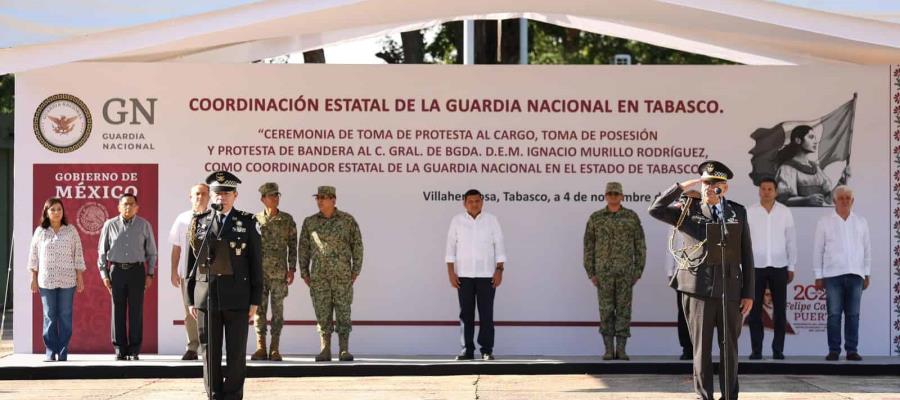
[583,204,647,339]
[298,208,363,336]
[253,210,297,340]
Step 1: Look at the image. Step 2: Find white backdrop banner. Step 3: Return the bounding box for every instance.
[14,63,897,356]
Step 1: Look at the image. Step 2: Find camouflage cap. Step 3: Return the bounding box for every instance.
[258,182,280,196]
[313,186,336,198]
[605,182,623,194]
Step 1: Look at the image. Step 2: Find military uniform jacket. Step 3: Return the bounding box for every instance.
[255,210,298,280]
[187,208,263,310]
[648,184,754,302]
[298,209,363,281]
[583,206,647,279]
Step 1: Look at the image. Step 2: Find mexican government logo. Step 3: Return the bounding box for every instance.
[76,202,108,236]
[33,94,93,153]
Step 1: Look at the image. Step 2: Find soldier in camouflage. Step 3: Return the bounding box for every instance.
[298,186,363,362]
[251,182,297,361]
[583,182,647,360]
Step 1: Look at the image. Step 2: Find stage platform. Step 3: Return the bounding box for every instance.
[0,354,897,380]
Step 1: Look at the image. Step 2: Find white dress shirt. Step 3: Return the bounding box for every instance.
[747,202,798,271]
[445,211,507,278]
[813,211,871,279]
[168,210,195,279]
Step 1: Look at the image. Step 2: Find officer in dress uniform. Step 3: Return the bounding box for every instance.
[648,161,754,400]
[187,171,263,400]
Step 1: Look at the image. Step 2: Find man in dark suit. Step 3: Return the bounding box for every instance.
[649,161,754,400]
[187,171,263,400]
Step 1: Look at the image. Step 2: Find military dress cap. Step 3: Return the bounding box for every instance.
[605,182,623,194]
[698,160,733,181]
[259,182,280,196]
[206,171,241,192]
[313,186,336,198]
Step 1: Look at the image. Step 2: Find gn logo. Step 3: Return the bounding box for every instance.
[103,98,157,125]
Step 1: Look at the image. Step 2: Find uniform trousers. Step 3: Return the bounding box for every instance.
[683,293,742,400]
[254,278,288,338]
[596,274,634,337]
[198,306,249,400]
[676,291,692,353]
[181,278,200,353]
[310,275,353,335]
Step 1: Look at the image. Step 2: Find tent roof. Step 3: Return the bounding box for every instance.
[2,0,900,74]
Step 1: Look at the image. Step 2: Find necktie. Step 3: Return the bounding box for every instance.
[216,213,226,235]
[711,205,720,222]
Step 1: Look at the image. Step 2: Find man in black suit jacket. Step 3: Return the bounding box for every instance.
[188,171,263,400]
[649,161,754,400]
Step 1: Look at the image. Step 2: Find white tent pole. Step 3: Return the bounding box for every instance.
[463,20,475,64]
[519,17,528,64]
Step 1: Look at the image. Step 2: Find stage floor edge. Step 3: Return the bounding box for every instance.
[0,354,896,380]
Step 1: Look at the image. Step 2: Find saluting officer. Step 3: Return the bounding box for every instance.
[648,161,754,400]
[187,171,263,400]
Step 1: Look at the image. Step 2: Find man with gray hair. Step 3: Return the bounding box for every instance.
[813,185,870,361]
[168,183,209,360]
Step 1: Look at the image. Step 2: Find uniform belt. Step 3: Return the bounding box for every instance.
[111,262,142,270]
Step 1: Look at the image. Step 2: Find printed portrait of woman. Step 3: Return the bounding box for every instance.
[774,125,849,207]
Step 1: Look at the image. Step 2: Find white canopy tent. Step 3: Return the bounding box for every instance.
[1,0,900,75]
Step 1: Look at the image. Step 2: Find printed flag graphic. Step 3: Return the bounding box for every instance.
[749,95,856,185]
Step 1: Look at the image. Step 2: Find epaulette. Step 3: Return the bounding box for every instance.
[238,210,255,218]
[727,200,746,210]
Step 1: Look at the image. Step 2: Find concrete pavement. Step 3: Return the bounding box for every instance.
[0,374,898,399]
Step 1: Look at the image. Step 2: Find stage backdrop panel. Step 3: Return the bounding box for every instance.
[13,63,898,356]
[30,164,158,353]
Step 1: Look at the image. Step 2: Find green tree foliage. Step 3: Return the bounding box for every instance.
[529,21,732,65]
[376,36,405,64]
[384,20,733,65]
[425,21,463,64]
[0,75,13,114]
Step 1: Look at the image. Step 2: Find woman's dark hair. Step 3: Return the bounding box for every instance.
[39,197,68,229]
[775,125,813,164]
